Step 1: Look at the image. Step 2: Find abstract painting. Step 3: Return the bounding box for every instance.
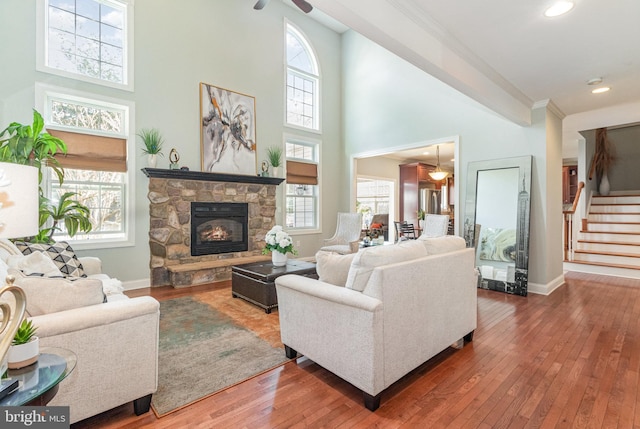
[200,82,256,175]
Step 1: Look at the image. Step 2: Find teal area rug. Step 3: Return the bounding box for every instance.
[151,296,289,417]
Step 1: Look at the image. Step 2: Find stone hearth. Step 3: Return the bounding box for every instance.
[143,168,284,287]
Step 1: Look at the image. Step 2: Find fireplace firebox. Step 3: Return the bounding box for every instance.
[191,202,248,256]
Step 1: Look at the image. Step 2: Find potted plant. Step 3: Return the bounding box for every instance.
[262,225,297,266]
[7,319,39,369]
[417,209,426,229]
[266,146,282,177]
[138,128,164,168]
[0,110,93,243]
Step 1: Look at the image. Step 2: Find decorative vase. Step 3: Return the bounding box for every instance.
[148,154,158,168]
[8,336,39,369]
[599,172,610,196]
[271,250,287,267]
[272,166,280,178]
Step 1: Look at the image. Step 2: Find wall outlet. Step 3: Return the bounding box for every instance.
[295,240,301,248]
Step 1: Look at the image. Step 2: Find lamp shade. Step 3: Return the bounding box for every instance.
[0,163,39,239]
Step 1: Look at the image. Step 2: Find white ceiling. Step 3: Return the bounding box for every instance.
[383,142,456,170]
[308,0,640,123]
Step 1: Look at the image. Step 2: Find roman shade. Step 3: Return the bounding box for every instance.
[48,129,127,172]
[286,160,317,185]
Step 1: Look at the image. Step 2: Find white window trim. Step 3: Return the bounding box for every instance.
[36,0,135,92]
[35,82,136,250]
[283,133,321,235]
[284,19,321,134]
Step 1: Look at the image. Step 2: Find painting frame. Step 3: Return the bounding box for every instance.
[200,82,257,175]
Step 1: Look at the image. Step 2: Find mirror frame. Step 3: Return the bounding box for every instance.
[463,156,532,296]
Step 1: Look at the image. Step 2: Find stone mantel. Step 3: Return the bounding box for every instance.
[142,168,285,186]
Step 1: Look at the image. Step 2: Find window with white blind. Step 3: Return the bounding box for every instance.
[37,84,135,248]
[37,0,134,91]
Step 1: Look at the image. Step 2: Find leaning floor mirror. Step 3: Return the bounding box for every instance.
[463,156,532,296]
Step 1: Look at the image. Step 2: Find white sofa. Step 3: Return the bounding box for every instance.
[0,239,159,424]
[275,236,476,411]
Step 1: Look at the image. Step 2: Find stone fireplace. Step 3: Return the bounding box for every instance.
[143,168,284,287]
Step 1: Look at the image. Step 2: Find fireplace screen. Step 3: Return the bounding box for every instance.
[191,202,248,256]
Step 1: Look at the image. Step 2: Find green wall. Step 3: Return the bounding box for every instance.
[0,0,343,284]
[341,31,564,291]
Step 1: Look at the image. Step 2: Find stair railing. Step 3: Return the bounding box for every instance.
[563,181,585,261]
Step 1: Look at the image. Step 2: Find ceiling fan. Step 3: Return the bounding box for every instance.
[254,0,313,14]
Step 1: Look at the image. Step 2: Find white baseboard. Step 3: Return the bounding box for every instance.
[122,278,150,291]
[528,274,565,295]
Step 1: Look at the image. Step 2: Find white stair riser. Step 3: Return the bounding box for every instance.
[576,242,640,255]
[587,223,640,233]
[590,205,640,214]
[563,262,640,279]
[573,252,640,266]
[588,214,640,223]
[592,196,640,204]
[578,232,640,243]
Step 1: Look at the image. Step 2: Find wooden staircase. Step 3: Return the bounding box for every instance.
[566,192,640,278]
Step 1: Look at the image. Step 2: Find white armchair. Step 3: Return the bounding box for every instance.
[320,212,363,254]
[422,214,450,237]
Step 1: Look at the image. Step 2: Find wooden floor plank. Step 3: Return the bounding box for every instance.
[72,272,640,428]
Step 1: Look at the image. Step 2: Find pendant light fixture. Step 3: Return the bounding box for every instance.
[428,145,448,181]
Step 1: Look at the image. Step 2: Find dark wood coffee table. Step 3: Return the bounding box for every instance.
[231,259,318,313]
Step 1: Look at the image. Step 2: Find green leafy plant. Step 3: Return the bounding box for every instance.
[0,110,67,185]
[35,192,92,243]
[0,110,93,243]
[417,209,425,220]
[266,146,282,168]
[12,319,37,346]
[138,128,164,156]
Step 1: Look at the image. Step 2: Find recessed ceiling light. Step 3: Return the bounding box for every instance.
[592,87,610,94]
[587,77,603,85]
[450,158,455,162]
[422,151,430,155]
[544,1,575,17]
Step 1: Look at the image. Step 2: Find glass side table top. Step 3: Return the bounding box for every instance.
[0,347,77,406]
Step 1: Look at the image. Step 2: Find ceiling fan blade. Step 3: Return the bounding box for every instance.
[254,0,269,10]
[292,0,313,13]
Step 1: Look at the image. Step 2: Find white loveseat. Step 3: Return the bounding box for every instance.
[275,236,476,411]
[0,239,159,424]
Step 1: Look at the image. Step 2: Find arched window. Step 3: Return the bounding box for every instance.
[286,23,319,130]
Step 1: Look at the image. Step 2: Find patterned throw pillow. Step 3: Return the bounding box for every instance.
[13,241,86,278]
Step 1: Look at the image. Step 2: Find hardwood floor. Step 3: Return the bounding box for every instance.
[72,272,640,428]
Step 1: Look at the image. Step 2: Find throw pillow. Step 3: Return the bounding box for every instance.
[14,241,86,278]
[315,251,356,287]
[9,268,105,316]
[417,235,466,255]
[345,240,428,292]
[6,252,63,277]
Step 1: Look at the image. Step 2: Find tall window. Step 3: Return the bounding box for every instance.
[37,0,134,90]
[38,84,135,248]
[285,23,319,131]
[285,140,319,230]
[357,178,392,228]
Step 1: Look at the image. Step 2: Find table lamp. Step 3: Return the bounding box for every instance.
[0,163,39,375]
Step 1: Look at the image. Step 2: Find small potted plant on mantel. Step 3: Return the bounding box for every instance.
[266,146,282,177]
[138,128,165,168]
[7,319,39,369]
